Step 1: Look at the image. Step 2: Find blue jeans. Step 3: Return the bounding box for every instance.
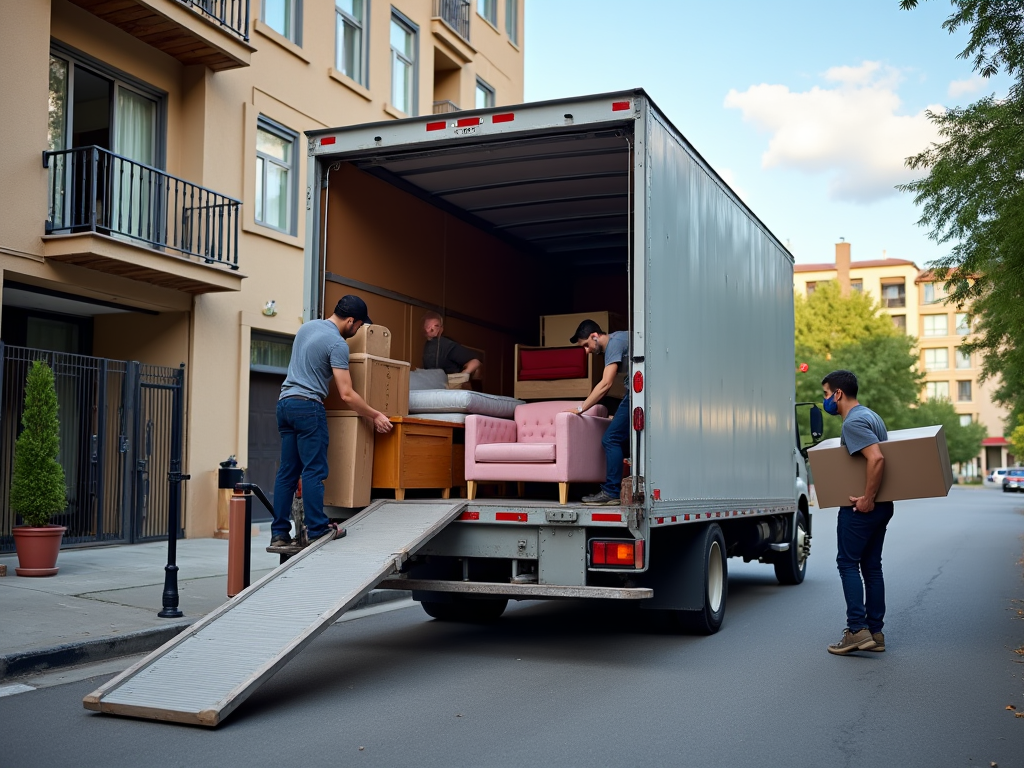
[836,502,894,633]
[272,397,331,539]
[601,395,631,497]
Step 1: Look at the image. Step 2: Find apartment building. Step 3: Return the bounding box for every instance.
[794,242,1014,476]
[0,0,524,551]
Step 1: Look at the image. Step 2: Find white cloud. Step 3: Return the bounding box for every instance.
[947,75,987,98]
[724,61,942,203]
[716,167,748,201]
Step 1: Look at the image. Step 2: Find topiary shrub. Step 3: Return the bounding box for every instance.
[10,360,66,527]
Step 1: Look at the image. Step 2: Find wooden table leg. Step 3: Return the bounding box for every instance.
[395,488,405,501]
[441,488,451,499]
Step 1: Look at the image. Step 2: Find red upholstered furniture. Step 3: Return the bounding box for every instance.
[516,347,588,381]
[513,344,626,401]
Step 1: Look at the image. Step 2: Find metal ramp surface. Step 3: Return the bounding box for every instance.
[83,500,466,726]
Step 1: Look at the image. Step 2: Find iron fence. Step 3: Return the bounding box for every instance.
[433,0,471,41]
[44,146,241,271]
[179,0,250,42]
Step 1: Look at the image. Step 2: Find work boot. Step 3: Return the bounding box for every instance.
[270,533,292,546]
[868,632,885,652]
[827,628,877,655]
[581,490,620,506]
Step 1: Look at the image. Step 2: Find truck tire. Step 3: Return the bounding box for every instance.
[421,596,508,622]
[774,509,809,586]
[677,523,727,635]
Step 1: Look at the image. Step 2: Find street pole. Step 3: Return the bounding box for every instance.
[158,365,189,618]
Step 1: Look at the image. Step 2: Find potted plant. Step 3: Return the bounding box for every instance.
[11,359,67,577]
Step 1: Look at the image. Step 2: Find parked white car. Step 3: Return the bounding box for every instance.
[986,467,1010,487]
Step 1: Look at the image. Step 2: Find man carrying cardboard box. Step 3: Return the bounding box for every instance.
[821,369,894,656]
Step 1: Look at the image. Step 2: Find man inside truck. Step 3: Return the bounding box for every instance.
[270,295,394,547]
[569,319,630,506]
[421,311,482,377]
[821,369,893,656]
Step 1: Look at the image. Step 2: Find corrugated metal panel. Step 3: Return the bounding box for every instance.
[643,108,795,509]
[84,500,465,726]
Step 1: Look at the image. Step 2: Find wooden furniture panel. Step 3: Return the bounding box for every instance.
[513,344,626,401]
[372,417,461,499]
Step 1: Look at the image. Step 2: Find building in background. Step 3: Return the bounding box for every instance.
[0,0,524,551]
[794,242,1014,477]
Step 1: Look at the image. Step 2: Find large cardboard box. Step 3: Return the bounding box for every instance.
[539,311,626,347]
[347,324,392,357]
[807,425,953,508]
[324,411,374,507]
[325,353,410,415]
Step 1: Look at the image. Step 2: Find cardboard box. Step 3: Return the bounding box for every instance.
[324,411,374,507]
[325,353,410,415]
[347,324,392,357]
[807,425,953,508]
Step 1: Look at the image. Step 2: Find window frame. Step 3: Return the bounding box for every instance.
[959,414,974,427]
[923,347,949,371]
[880,279,906,308]
[250,330,294,375]
[255,115,299,236]
[955,347,971,369]
[262,0,303,44]
[477,0,497,26]
[925,381,950,401]
[505,0,519,44]
[956,312,971,335]
[475,77,495,109]
[922,314,949,337]
[336,0,369,86]
[389,10,419,116]
[957,380,972,402]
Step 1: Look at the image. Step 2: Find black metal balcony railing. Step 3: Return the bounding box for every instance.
[432,100,460,114]
[433,0,471,42]
[178,0,251,43]
[44,146,240,271]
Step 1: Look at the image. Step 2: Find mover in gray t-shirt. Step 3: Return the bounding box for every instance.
[821,369,894,657]
[568,319,630,506]
[270,296,393,549]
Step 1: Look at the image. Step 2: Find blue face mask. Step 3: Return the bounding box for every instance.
[823,392,840,416]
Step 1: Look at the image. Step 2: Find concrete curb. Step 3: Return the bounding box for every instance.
[0,588,411,681]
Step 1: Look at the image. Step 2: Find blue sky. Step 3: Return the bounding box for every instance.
[523,0,1007,267]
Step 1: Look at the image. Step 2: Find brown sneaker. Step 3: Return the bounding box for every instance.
[867,632,885,652]
[827,628,878,655]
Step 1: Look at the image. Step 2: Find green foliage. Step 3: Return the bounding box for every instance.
[795,281,896,358]
[1010,413,1024,460]
[10,361,66,527]
[902,398,988,465]
[899,0,1024,428]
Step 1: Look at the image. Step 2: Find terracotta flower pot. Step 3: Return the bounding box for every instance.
[13,525,67,577]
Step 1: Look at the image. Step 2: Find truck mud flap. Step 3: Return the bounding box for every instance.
[636,523,715,611]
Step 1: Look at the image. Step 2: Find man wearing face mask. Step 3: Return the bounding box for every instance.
[270,295,393,547]
[821,369,893,656]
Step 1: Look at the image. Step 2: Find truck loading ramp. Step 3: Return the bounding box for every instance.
[83,499,467,726]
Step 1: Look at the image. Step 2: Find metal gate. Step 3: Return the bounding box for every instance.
[0,343,185,552]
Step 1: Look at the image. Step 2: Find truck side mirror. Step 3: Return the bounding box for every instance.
[810,405,823,441]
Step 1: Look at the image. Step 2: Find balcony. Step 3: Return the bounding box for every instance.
[433,100,460,114]
[432,0,475,63]
[42,146,243,294]
[67,0,253,71]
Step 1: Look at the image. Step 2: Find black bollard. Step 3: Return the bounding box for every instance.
[158,366,189,618]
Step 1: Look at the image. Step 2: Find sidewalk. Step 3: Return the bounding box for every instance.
[0,529,407,680]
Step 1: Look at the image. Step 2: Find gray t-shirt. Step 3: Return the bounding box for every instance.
[841,404,888,455]
[279,320,350,402]
[604,331,629,386]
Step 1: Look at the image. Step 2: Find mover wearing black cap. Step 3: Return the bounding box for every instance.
[567,319,630,506]
[270,295,393,547]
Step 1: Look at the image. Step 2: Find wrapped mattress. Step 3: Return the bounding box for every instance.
[408,389,523,419]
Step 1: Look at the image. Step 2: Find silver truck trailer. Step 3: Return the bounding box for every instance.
[304,89,811,634]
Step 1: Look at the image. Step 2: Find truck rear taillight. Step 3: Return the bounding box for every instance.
[632,407,644,431]
[633,371,643,393]
[590,539,644,568]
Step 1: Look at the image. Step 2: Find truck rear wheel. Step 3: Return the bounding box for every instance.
[774,509,809,585]
[421,596,508,622]
[676,523,727,635]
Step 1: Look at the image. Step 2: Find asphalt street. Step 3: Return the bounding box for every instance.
[1,487,1022,768]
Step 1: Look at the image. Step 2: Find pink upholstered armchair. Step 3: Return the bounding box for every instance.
[465,400,610,505]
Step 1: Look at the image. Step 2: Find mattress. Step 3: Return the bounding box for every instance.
[411,412,467,424]
[408,389,523,419]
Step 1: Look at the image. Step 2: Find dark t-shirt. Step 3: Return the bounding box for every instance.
[422,336,478,374]
[841,404,888,455]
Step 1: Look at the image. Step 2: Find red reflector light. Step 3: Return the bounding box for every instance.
[456,117,482,127]
[320,136,336,145]
[653,488,661,501]
[634,540,644,569]
[426,121,446,131]
[459,511,480,520]
[591,512,622,522]
[495,512,528,523]
[632,406,644,431]
[612,101,631,111]
[633,370,643,393]
[492,113,514,123]
[590,539,638,567]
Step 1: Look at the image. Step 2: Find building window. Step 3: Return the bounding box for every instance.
[956,347,971,369]
[925,381,950,401]
[264,0,301,43]
[506,0,519,43]
[923,314,948,337]
[251,332,293,373]
[475,78,495,109]
[924,348,949,371]
[477,0,497,25]
[957,380,972,402]
[956,313,971,335]
[336,0,368,85]
[390,14,417,115]
[850,279,863,292]
[959,414,974,427]
[891,315,906,333]
[880,280,906,308]
[922,282,946,304]
[255,117,297,234]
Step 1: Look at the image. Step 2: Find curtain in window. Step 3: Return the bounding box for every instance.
[114,88,157,243]
[48,56,69,230]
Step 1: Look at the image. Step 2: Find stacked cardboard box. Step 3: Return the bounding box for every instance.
[324,411,375,507]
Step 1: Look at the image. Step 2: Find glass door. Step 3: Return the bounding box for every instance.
[113,86,158,245]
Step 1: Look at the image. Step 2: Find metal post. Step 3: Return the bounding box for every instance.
[158,365,188,618]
